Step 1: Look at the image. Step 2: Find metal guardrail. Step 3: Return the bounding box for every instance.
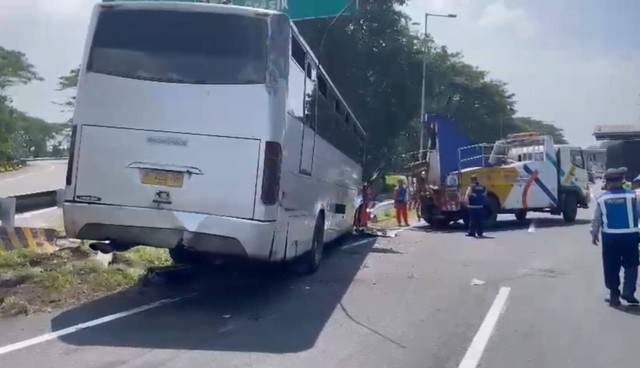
[20,157,69,162]
[0,189,64,227]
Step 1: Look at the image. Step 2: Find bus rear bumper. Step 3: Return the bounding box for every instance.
[63,202,276,260]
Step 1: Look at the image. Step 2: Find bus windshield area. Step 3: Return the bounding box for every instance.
[88,9,268,85]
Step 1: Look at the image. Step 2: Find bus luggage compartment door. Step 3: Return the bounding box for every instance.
[73,125,261,220]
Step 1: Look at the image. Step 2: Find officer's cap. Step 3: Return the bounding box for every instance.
[604,168,626,182]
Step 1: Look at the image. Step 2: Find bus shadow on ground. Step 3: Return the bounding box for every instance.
[51,236,377,354]
[409,217,592,234]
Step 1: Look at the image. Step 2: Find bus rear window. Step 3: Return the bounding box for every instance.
[88,9,268,85]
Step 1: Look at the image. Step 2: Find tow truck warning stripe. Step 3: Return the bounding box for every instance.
[523,165,559,207]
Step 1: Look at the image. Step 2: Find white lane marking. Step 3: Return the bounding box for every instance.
[458,287,511,368]
[528,221,536,233]
[0,294,194,356]
[16,207,59,218]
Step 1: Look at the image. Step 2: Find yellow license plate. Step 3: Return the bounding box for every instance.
[141,170,184,188]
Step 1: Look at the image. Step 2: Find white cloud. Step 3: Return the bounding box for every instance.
[478,2,534,38]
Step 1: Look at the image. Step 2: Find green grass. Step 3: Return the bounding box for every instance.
[0,245,172,317]
[0,296,31,316]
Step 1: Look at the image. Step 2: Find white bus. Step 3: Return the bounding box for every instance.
[63,1,366,274]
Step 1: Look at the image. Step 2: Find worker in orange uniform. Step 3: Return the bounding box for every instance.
[394,179,410,227]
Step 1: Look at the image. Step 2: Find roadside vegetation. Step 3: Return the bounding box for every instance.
[0,246,171,317]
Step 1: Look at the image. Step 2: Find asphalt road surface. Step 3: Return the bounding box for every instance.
[0,160,66,197]
[3,185,640,368]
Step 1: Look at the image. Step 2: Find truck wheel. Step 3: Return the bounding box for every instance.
[483,196,499,228]
[427,218,450,228]
[515,210,527,222]
[562,193,578,223]
[288,215,325,275]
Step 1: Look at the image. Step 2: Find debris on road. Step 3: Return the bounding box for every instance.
[470,278,486,286]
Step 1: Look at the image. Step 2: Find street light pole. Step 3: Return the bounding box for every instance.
[418,12,457,161]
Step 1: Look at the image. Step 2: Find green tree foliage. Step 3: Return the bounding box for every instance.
[56,67,79,113]
[294,0,565,172]
[0,46,64,160]
[512,117,568,144]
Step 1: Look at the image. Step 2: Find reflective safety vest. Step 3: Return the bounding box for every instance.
[597,189,639,234]
[395,186,408,204]
[468,184,486,208]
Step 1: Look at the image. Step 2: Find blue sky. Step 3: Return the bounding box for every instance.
[0,0,638,147]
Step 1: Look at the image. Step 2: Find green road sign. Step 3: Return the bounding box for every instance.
[232,0,358,20]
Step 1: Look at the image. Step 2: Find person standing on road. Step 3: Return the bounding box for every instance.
[394,179,410,227]
[590,168,640,307]
[465,174,487,238]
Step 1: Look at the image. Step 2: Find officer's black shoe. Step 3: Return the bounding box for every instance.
[607,291,621,306]
[606,296,621,306]
[621,294,640,305]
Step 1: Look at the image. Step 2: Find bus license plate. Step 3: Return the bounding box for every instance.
[141,170,184,188]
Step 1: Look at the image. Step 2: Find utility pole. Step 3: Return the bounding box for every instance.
[416,12,457,161]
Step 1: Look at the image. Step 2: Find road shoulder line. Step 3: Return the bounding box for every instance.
[0,294,194,356]
[457,286,511,368]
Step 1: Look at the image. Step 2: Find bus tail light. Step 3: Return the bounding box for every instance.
[261,141,282,206]
[65,125,78,186]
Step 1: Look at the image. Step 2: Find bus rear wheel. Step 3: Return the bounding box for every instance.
[288,215,325,275]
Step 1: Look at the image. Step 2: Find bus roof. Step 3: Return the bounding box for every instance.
[98,1,281,18]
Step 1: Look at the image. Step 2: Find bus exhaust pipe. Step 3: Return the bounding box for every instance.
[89,241,114,254]
[89,241,134,254]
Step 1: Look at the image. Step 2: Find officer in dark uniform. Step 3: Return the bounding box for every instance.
[465,174,487,238]
[591,168,640,306]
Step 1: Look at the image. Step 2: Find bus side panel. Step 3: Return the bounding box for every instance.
[312,136,362,242]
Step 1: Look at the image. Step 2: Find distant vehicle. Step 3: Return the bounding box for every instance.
[405,116,590,227]
[588,170,595,184]
[593,125,640,183]
[63,1,366,274]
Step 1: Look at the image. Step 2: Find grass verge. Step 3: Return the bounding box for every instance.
[0,245,171,317]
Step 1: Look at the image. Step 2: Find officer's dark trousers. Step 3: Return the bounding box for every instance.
[468,207,484,237]
[602,233,640,297]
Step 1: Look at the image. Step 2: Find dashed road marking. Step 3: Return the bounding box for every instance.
[0,294,195,356]
[457,287,511,368]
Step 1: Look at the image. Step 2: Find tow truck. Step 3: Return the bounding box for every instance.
[405,115,591,227]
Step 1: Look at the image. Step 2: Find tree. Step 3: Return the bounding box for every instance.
[293,0,558,173]
[11,111,66,158]
[0,47,43,90]
[512,117,568,144]
[55,66,80,113]
[0,47,44,160]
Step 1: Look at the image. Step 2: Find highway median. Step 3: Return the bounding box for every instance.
[0,244,171,317]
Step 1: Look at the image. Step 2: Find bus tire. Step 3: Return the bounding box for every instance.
[562,192,578,223]
[169,247,200,265]
[288,214,325,275]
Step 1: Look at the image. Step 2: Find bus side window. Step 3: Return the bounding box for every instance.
[304,59,317,130]
[291,37,305,71]
[318,74,327,97]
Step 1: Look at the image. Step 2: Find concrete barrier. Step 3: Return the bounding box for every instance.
[0,189,64,227]
[0,227,58,253]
